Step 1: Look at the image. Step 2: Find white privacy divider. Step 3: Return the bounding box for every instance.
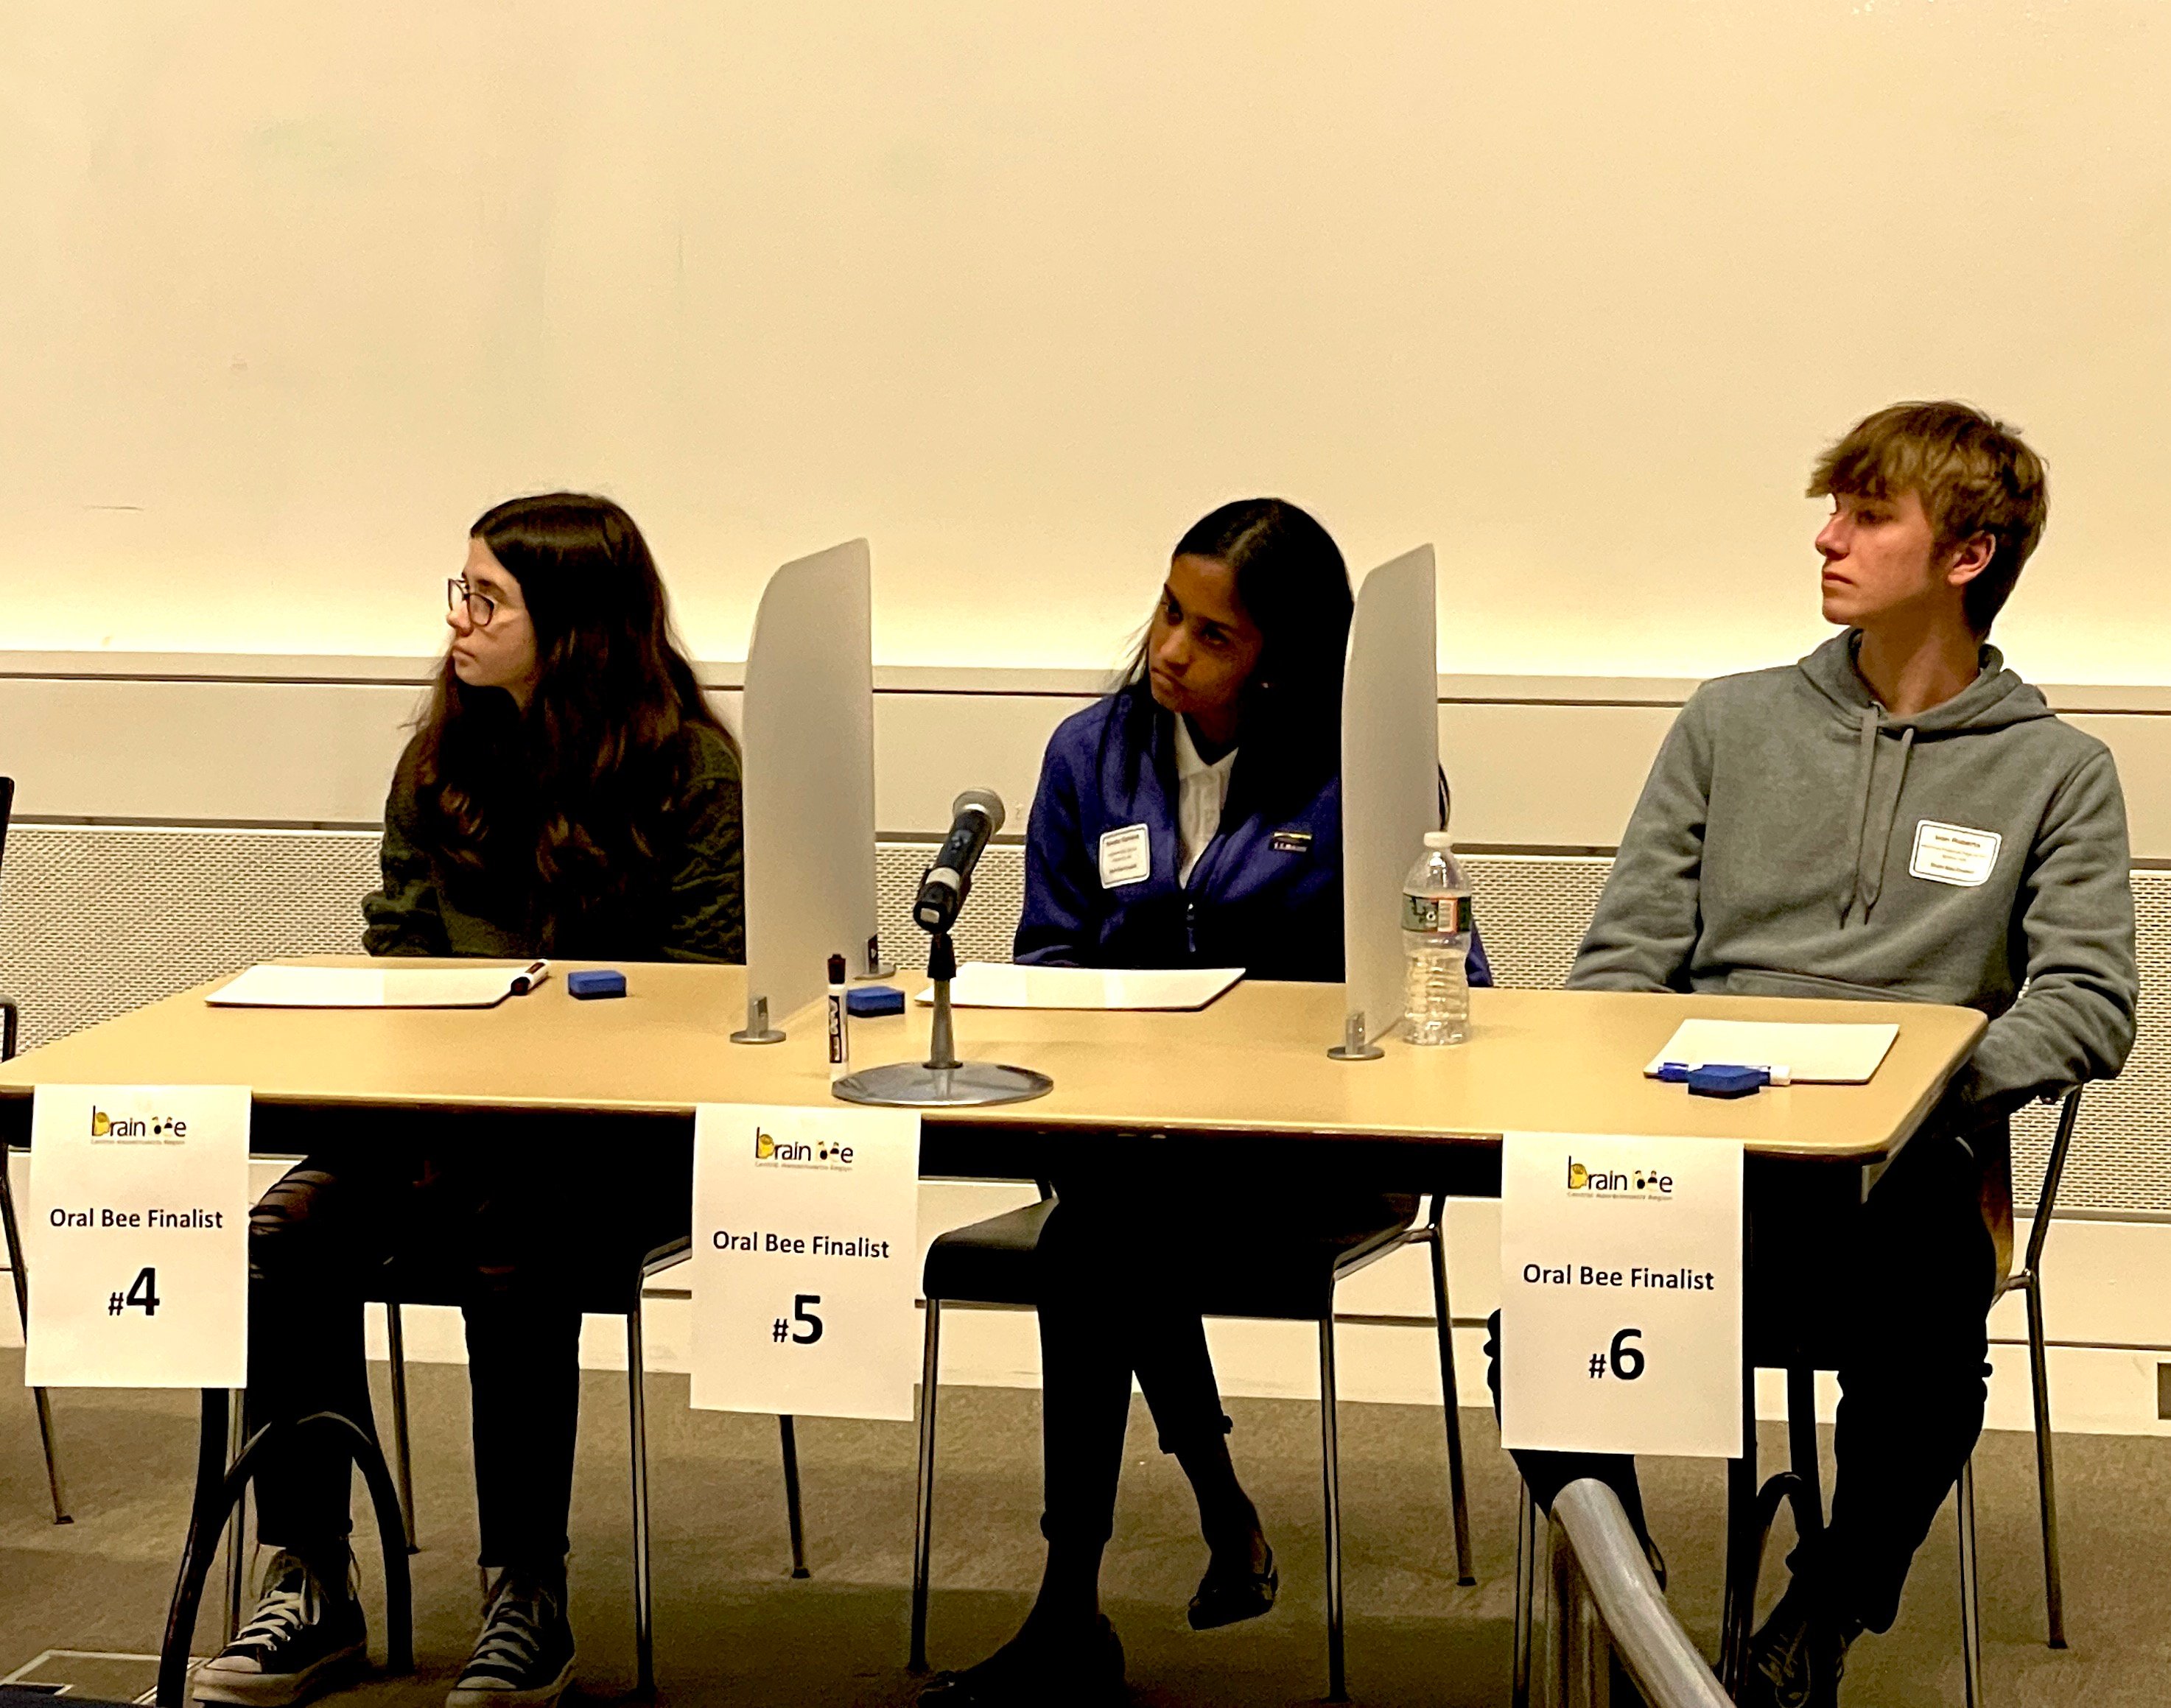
[734,541,882,1042]
[1335,545,1441,1056]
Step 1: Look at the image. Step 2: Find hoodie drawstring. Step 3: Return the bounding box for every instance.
[1844,709,1915,924]
[1845,708,1879,922]
[1857,725,1914,918]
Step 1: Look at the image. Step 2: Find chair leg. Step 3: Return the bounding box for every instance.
[1957,1457,1985,1708]
[1424,1207,1476,1585]
[1786,1364,1823,1542]
[1,1151,70,1523]
[779,1416,810,1579]
[909,1300,942,1672]
[224,1391,249,1643]
[1512,1480,1537,1708]
[627,1307,655,1699]
[1319,1315,1347,1704]
[1718,1365,1760,1695]
[383,1303,418,1553]
[2021,1275,2066,1648]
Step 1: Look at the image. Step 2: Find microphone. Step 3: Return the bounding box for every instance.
[914,788,1006,933]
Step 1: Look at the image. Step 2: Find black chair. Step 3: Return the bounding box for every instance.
[376,1241,810,1698]
[909,1186,1476,1704]
[0,773,70,1525]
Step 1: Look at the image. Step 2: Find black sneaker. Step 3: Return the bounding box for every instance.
[193,1549,366,1707]
[446,1571,577,1708]
[1740,1584,1859,1708]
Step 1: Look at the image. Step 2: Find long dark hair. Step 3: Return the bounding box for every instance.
[1115,497,1353,805]
[410,493,732,934]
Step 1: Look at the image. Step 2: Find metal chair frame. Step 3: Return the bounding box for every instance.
[1510,1084,2087,1708]
[379,1241,810,1698]
[1,798,72,1526]
[1992,1081,2084,1649]
[909,1188,1475,1704]
[1537,1478,1732,1708]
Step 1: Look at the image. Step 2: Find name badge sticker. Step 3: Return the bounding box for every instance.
[1098,823,1151,889]
[1909,820,2003,888]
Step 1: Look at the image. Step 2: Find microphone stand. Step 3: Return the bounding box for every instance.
[832,925,1053,1109]
[924,930,962,1072]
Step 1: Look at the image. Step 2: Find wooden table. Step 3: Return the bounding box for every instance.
[0,960,1984,1170]
[0,960,1985,1704]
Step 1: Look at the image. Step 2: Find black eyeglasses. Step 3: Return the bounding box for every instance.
[448,578,500,627]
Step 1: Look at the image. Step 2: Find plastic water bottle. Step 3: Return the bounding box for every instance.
[1402,832,1473,1046]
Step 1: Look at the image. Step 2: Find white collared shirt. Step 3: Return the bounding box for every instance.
[1172,717,1238,887]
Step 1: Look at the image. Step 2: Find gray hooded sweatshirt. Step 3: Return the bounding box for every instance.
[1571,631,2137,1124]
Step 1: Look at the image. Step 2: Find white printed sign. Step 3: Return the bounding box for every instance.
[690,1103,920,1421]
[25,1085,251,1389]
[1498,1131,1742,1458]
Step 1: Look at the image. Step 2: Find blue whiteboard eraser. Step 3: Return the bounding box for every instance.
[846,985,905,1017]
[1686,1064,1765,1098]
[568,969,627,999]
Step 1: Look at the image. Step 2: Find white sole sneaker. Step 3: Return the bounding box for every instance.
[443,1651,575,1708]
[192,1640,366,1707]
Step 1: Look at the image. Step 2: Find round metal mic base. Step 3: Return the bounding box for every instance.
[729,1026,788,1044]
[831,1061,1054,1108]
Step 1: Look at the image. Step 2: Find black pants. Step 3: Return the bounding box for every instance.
[245,1134,687,1574]
[1487,1125,1999,1634]
[1035,1169,1413,1550]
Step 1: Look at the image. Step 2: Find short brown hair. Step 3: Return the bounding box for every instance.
[1808,401,2049,635]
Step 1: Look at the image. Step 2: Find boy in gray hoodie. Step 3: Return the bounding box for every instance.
[1495,401,2137,1707]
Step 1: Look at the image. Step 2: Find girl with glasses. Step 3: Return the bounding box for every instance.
[200,495,741,1708]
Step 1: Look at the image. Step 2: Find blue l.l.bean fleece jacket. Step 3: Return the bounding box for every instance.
[1572,631,2136,1123]
[1015,689,1493,987]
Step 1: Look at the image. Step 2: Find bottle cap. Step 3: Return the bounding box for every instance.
[1424,832,1456,850]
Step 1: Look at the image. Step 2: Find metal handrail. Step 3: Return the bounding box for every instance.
[1542,1478,1732,1708]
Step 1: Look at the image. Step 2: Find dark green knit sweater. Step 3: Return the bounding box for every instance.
[361,723,745,963]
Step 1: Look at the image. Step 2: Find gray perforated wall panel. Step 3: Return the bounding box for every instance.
[1,829,2162,1213]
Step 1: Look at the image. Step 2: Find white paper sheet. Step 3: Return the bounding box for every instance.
[207,962,550,1009]
[913,963,1244,1011]
[1643,1018,1899,1085]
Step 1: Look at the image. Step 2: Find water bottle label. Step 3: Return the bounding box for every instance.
[1403,892,1473,933]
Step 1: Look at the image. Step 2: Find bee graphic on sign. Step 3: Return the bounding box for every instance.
[89,1108,187,1140]
[751,1127,854,1167]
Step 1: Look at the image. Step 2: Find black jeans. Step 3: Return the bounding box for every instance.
[1487,1124,1999,1634]
[1034,1168,1413,1550]
[245,1133,687,1575]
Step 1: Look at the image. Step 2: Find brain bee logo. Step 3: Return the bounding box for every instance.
[1566,1157,1674,1198]
[91,1107,187,1140]
[753,1127,856,1169]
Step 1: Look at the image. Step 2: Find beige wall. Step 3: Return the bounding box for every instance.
[4,3,2167,680]
[6,657,2171,857]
